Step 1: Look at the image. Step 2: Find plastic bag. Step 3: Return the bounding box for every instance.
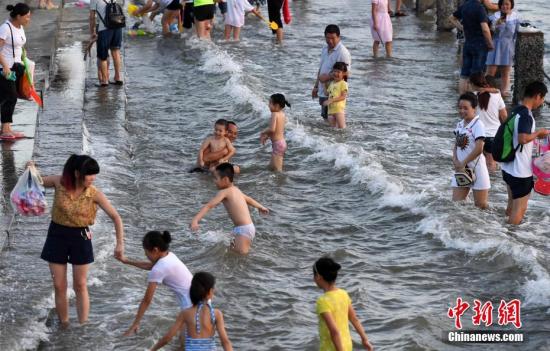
[10,166,48,216]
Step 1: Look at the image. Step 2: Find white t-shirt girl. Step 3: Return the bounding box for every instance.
[225,0,254,27]
[451,116,491,190]
[148,252,193,309]
[475,91,506,137]
[0,20,26,68]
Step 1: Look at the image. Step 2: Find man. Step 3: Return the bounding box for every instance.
[501,82,549,224]
[451,0,493,93]
[312,24,351,120]
[89,0,124,86]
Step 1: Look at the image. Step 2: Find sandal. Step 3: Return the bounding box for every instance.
[388,10,395,17]
[395,11,408,17]
[0,133,16,140]
[109,80,124,86]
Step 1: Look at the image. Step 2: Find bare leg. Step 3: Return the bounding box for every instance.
[508,193,530,225]
[111,49,122,82]
[328,115,336,127]
[270,154,284,172]
[452,187,470,202]
[458,78,470,94]
[486,65,497,77]
[230,235,251,255]
[49,263,69,326]
[334,112,346,129]
[98,59,109,84]
[505,185,513,217]
[472,189,488,209]
[484,151,497,173]
[233,26,241,41]
[275,28,283,43]
[385,41,393,58]
[373,41,380,57]
[395,0,402,12]
[72,264,90,324]
[500,65,511,96]
[224,25,231,40]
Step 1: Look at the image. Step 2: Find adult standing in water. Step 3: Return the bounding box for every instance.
[31,154,125,327]
[0,3,30,140]
[193,0,215,39]
[266,0,283,43]
[312,24,351,121]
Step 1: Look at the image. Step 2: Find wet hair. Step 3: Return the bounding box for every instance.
[227,120,237,127]
[313,257,342,283]
[458,92,478,109]
[61,154,100,191]
[469,73,491,111]
[523,81,547,98]
[332,62,348,72]
[324,24,340,37]
[142,230,171,252]
[270,93,291,109]
[215,119,228,129]
[6,3,30,18]
[216,162,234,183]
[485,75,498,89]
[498,0,514,9]
[190,272,216,305]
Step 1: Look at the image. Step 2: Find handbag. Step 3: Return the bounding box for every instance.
[454,157,480,187]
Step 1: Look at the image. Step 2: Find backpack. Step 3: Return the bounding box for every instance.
[97,0,126,29]
[492,110,524,162]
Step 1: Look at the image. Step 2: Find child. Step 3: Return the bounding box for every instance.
[132,0,183,35]
[190,163,268,255]
[260,93,289,172]
[151,272,232,351]
[197,119,235,171]
[313,257,374,351]
[224,0,260,41]
[370,0,393,57]
[117,231,193,336]
[451,92,490,209]
[485,0,520,97]
[323,62,348,129]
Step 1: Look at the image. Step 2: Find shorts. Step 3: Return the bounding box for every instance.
[41,222,94,265]
[319,97,328,119]
[267,0,283,33]
[483,137,494,154]
[217,1,227,14]
[460,39,488,78]
[166,0,183,10]
[502,170,534,199]
[97,28,122,61]
[233,223,256,240]
[183,2,194,28]
[272,139,287,156]
[194,4,215,21]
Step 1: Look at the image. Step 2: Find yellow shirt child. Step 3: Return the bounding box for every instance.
[327,80,348,115]
[316,288,353,351]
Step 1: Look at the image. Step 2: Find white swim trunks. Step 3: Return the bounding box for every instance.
[232,223,256,240]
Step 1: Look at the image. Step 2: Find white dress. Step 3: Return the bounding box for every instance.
[225,0,254,27]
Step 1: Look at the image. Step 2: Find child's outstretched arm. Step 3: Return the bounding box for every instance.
[116,255,154,270]
[124,282,158,336]
[150,311,186,351]
[321,312,344,351]
[190,191,227,230]
[243,194,269,215]
[215,309,233,351]
[348,305,374,351]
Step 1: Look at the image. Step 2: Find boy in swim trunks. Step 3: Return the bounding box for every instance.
[197,119,235,171]
[260,93,289,172]
[190,163,269,254]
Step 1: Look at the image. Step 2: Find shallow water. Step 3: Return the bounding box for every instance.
[1,0,550,350]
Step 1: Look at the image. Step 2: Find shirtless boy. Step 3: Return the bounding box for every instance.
[190,163,269,255]
[197,119,235,171]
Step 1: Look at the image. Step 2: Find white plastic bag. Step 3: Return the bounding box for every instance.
[10,166,48,216]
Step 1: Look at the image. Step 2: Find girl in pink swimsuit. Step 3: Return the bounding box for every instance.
[260,93,290,172]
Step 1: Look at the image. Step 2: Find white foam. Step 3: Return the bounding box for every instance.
[200,48,242,74]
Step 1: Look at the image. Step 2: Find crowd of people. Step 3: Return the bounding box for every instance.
[1,0,549,350]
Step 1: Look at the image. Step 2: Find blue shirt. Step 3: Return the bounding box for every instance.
[453,0,489,42]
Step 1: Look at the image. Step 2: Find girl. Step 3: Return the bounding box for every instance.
[0,3,30,140]
[132,0,182,35]
[313,257,373,351]
[31,154,124,327]
[370,0,392,58]
[224,0,260,41]
[260,93,289,172]
[323,62,348,129]
[452,92,490,209]
[470,73,507,172]
[117,230,193,336]
[485,0,520,97]
[151,272,232,351]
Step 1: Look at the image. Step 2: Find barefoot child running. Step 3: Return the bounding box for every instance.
[196,119,235,171]
[151,272,233,351]
[323,62,348,129]
[260,93,290,172]
[190,163,268,255]
[117,231,193,336]
[313,257,374,351]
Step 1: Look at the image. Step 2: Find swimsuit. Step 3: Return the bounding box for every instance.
[185,301,217,351]
[232,223,255,240]
[271,139,287,156]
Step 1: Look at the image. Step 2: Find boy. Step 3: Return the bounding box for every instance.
[190,163,268,254]
[500,81,549,224]
[197,119,235,171]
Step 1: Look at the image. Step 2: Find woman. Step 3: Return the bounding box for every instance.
[470,73,507,172]
[266,0,283,43]
[0,3,30,140]
[31,154,124,327]
[452,92,490,209]
[193,0,215,39]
